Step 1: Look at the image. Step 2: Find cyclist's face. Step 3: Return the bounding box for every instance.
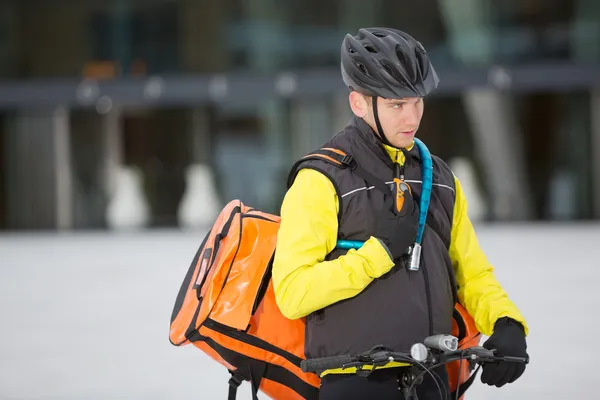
[367,96,424,149]
[349,92,425,149]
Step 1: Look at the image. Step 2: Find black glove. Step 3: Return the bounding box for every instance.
[481,317,528,387]
[374,192,419,260]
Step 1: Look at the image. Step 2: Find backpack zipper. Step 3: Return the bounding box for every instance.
[242,213,278,223]
[250,256,273,316]
[188,213,279,343]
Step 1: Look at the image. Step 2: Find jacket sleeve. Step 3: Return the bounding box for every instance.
[449,176,529,336]
[272,168,395,320]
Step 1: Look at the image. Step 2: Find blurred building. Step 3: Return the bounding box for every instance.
[0,0,599,230]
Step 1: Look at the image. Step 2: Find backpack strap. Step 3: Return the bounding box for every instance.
[227,373,244,400]
[301,147,352,168]
[287,148,346,188]
[287,148,391,195]
[227,360,267,400]
[450,364,481,399]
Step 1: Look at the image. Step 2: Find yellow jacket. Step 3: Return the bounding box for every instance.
[273,143,528,346]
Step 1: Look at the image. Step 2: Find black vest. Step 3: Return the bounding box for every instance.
[288,117,458,359]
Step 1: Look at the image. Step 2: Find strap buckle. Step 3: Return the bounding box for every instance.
[341,154,356,169]
[228,372,245,388]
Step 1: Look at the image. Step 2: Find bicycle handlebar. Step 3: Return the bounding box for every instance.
[299,354,356,373]
[300,338,529,374]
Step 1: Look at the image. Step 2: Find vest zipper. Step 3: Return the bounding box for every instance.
[397,148,432,334]
[421,261,434,336]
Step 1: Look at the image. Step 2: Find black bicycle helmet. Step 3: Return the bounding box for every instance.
[341,27,439,98]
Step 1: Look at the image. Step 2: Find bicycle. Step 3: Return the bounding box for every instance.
[300,334,529,400]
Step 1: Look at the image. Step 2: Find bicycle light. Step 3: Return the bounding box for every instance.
[410,343,428,362]
[423,335,458,352]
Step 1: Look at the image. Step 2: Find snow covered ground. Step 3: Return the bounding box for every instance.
[1,224,598,399]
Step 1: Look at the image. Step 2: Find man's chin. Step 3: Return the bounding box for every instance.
[391,137,414,149]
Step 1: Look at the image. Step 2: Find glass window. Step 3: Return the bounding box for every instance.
[222,0,448,72]
[0,1,19,78]
[89,0,180,75]
[0,112,6,228]
[2,0,598,79]
[514,91,593,220]
[121,108,191,227]
[1,0,182,79]
[212,100,291,214]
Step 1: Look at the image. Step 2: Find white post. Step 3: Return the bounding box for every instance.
[592,90,600,218]
[53,106,73,231]
[462,89,533,220]
[178,108,221,229]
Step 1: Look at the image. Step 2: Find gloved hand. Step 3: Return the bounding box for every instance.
[373,192,419,260]
[481,317,528,387]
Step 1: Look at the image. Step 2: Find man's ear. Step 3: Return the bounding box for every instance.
[349,91,369,118]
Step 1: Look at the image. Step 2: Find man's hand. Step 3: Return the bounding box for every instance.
[481,317,529,387]
[374,192,419,261]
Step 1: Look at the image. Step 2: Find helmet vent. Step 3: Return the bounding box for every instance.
[415,49,429,76]
[373,31,387,38]
[381,60,409,87]
[356,62,368,75]
[380,61,395,77]
[364,45,378,53]
[396,47,409,67]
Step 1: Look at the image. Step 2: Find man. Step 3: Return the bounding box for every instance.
[272,27,529,399]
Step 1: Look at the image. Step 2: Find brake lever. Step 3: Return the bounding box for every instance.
[340,361,368,370]
[341,357,391,371]
[438,347,495,365]
[471,347,496,358]
[462,348,529,365]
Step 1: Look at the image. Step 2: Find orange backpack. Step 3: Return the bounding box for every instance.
[449,303,482,399]
[169,199,480,399]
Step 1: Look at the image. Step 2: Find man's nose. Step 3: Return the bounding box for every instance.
[403,104,420,127]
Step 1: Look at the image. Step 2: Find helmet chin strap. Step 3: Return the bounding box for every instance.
[372,97,414,155]
[371,96,394,148]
